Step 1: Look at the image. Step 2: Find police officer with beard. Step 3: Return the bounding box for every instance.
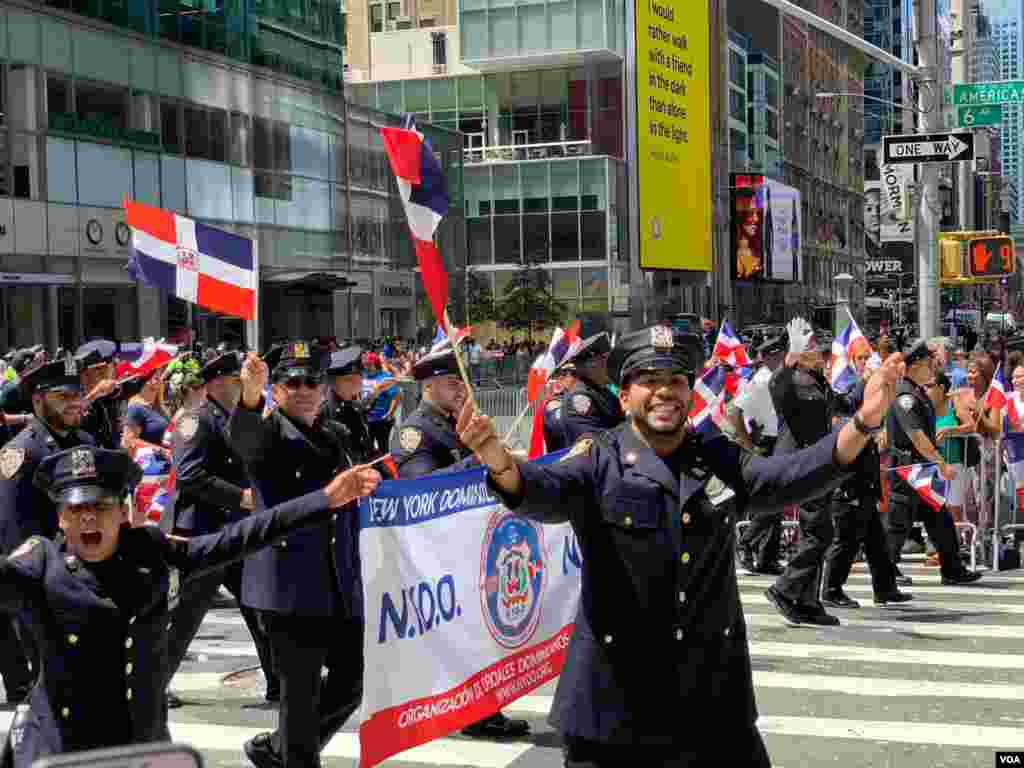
[455,324,904,767]
[764,318,842,626]
[75,341,122,450]
[559,333,624,445]
[320,348,376,464]
[0,358,94,705]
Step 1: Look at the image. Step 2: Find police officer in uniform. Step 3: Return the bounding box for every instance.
[731,335,786,574]
[390,346,530,740]
[0,446,378,768]
[164,351,278,704]
[886,340,981,585]
[764,318,842,626]
[75,341,122,450]
[319,347,376,464]
[456,325,904,767]
[229,345,368,768]
[558,333,624,446]
[542,366,578,454]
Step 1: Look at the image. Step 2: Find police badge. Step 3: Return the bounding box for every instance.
[898,394,916,412]
[571,394,592,415]
[0,448,25,479]
[399,427,422,451]
[651,325,674,351]
[177,415,199,441]
[71,448,97,479]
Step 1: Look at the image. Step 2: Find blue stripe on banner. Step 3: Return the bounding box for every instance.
[131,251,177,294]
[194,221,254,271]
[359,450,567,530]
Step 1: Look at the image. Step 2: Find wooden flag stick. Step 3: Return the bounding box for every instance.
[501,400,535,446]
[443,309,478,411]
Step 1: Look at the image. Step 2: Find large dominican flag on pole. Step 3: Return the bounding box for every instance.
[124,199,257,320]
[379,116,450,326]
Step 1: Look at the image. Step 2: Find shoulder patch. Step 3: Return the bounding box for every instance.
[545,399,562,413]
[898,394,916,412]
[10,536,41,560]
[399,427,423,452]
[177,415,199,441]
[571,395,592,415]
[0,448,25,480]
[561,438,594,462]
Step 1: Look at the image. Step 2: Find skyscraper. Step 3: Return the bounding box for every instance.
[990,0,1023,222]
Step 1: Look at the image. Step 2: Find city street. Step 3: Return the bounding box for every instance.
[3,555,1022,768]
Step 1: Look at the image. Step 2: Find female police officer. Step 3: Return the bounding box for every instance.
[0,446,379,768]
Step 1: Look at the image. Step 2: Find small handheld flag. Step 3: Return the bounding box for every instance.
[984,363,1010,411]
[891,463,948,512]
[713,321,750,367]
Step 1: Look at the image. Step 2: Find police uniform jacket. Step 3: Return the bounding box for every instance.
[0,489,332,768]
[886,378,936,496]
[833,380,882,502]
[391,400,477,479]
[489,425,850,745]
[228,401,358,618]
[559,378,624,446]
[172,396,250,536]
[542,396,568,453]
[769,366,833,453]
[321,394,376,464]
[0,420,94,554]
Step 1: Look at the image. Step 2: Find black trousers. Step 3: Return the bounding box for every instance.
[267,613,364,768]
[739,505,783,566]
[886,486,963,579]
[773,496,833,608]
[564,726,771,767]
[823,497,896,595]
[165,561,276,690]
[0,618,33,700]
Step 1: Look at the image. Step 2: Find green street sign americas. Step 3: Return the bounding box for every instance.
[958,104,1003,128]
[954,81,1024,107]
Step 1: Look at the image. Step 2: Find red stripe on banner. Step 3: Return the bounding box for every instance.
[196,273,255,320]
[123,198,177,244]
[379,127,423,184]
[358,623,574,768]
[414,238,449,327]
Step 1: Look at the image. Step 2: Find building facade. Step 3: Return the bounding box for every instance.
[992,3,1022,222]
[0,0,458,353]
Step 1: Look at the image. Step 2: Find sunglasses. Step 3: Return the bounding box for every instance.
[282,376,323,390]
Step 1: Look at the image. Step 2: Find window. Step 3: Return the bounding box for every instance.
[432,32,447,68]
[209,109,227,163]
[387,2,401,19]
[161,102,181,154]
[370,4,383,31]
[77,81,128,133]
[184,106,209,159]
[230,112,251,166]
[47,75,70,117]
[253,116,274,170]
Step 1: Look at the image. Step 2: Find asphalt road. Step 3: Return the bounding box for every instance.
[3,555,1023,768]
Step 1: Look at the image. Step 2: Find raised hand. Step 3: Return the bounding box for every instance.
[858,352,904,428]
[325,465,382,508]
[240,352,270,409]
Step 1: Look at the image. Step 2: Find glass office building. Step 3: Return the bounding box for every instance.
[0,1,461,351]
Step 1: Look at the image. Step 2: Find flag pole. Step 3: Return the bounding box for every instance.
[502,399,535,446]
[444,309,477,410]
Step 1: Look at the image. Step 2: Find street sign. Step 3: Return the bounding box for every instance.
[882,131,975,165]
[958,104,1003,128]
[954,81,1024,107]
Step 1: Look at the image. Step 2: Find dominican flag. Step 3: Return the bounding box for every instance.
[132,444,172,523]
[124,199,257,320]
[713,321,750,368]
[892,463,948,512]
[830,312,869,394]
[724,366,754,399]
[688,365,728,436]
[430,323,471,353]
[379,116,450,326]
[116,340,178,380]
[983,363,1010,411]
[527,321,581,403]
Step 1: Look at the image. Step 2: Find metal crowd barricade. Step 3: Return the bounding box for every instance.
[475,386,533,450]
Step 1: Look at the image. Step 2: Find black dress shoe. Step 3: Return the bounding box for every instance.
[265,681,280,703]
[461,712,530,739]
[754,562,785,576]
[166,692,184,709]
[765,586,804,626]
[821,589,860,609]
[894,567,913,586]
[873,590,913,605]
[244,732,284,768]
[736,548,756,572]
[799,604,841,626]
[941,570,983,586]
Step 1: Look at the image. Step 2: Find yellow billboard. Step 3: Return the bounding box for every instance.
[635,0,711,270]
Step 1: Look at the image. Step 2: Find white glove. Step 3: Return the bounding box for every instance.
[787,317,816,354]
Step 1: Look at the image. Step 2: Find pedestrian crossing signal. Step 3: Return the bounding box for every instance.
[968,236,1015,278]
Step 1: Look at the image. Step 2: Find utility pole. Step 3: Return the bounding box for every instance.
[915,0,944,339]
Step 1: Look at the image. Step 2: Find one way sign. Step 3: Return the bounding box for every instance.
[883,131,975,165]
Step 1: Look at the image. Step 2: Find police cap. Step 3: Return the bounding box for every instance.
[34,447,141,506]
[608,325,704,386]
[200,351,243,383]
[903,339,932,367]
[74,340,117,369]
[261,344,285,373]
[563,332,611,368]
[325,346,364,377]
[757,334,787,357]
[272,341,321,381]
[412,347,460,381]
[19,356,81,398]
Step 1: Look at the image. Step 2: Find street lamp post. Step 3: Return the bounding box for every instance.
[834,272,854,335]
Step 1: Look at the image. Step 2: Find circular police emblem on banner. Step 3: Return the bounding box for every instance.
[480,509,546,650]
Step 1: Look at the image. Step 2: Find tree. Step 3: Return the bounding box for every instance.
[465,271,498,326]
[494,256,567,339]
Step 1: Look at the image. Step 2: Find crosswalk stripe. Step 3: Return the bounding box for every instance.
[740,592,1024,614]
[743,611,1024,639]
[738,578,1018,598]
[748,641,1024,669]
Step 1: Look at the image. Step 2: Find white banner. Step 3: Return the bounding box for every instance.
[357,454,581,767]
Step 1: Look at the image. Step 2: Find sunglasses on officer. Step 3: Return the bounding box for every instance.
[282,374,323,390]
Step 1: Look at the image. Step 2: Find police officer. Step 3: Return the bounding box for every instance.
[320,347,376,464]
[389,346,530,740]
[764,318,842,626]
[0,350,38,446]
[821,368,911,608]
[886,340,981,585]
[0,446,378,768]
[731,335,785,574]
[542,366,578,454]
[558,332,624,445]
[229,344,366,768]
[75,340,123,450]
[164,351,277,704]
[455,325,903,767]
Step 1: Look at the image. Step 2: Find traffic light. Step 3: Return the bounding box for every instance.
[967,235,1015,278]
[940,238,963,280]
